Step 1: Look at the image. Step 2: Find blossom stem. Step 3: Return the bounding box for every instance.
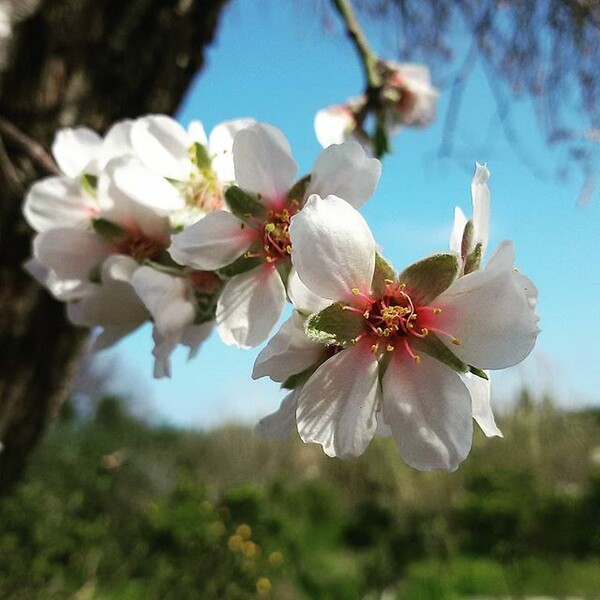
[330,0,381,90]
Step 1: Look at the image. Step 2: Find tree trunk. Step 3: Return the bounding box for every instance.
[0,0,230,491]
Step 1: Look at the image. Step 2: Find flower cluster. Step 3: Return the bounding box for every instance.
[23,112,539,471]
[315,60,439,154]
[24,117,380,375]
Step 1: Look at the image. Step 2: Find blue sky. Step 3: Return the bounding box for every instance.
[100,0,600,427]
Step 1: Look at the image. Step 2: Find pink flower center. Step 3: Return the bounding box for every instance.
[260,204,298,264]
[116,233,166,263]
[347,280,459,362]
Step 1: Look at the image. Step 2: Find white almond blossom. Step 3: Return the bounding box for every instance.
[169,122,381,349]
[131,266,220,378]
[253,193,539,471]
[315,61,438,151]
[130,114,255,226]
[23,121,135,233]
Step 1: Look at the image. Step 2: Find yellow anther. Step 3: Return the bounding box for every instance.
[386,344,395,352]
[410,313,417,320]
[370,343,379,354]
[264,222,275,233]
[398,283,406,290]
[351,288,360,295]
[421,328,429,335]
[384,278,394,285]
[407,323,413,329]
[286,245,292,254]
[376,327,383,336]
[433,308,442,315]
[413,354,421,363]
[265,256,275,263]
[363,311,370,319]
[452,338,461,346]
[383,328,390,337]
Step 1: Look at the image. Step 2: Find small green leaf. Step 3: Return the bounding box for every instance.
[80,173,98,197]
[193,143,212,170]
[92,218,125,243]
[287,174,311,204]
[397,253,460,305]
[282,364,318,390]
[225,186,265,220]
[464,243,482,275]
[469,366,489,380]
[371,253,395,297]
[412,334,468,373]
[218,252,262,278]
[372,118,391,159]
[305,302,366,347]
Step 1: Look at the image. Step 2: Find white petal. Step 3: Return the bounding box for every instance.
[486,241,539,308]
[296,346,380,459]
[67,280,148,328]
[252,315,324,382]
[471,163,490,255]
[307,142,381,208]
[97,120,134,169]
[97,158,173,239]
[24,176,97,232]
[131,115,192,181]
[180,321,213,357]
[24,258,93,301]
[255,391,298,440]
[100,156,184,215]
[101,255,139,283]
[216,266,286,348]
[208,118,255,183]
[52,127,102,178]
[314,105,355,148]
[169,210,255,270]
[132,267,195,337]
[461,372,502,438]
[382,352,473,472]
[233,123,297,207]
[290,194,376,303]
[287,269,330,314]
[449,206,467,255]
[436,267,540,369]
[33,228,111,280]
[187,120,208,146]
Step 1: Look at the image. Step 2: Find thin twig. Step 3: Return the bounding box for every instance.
[331,0,381,88]
[0,117,59,175]
[0,136,23,194]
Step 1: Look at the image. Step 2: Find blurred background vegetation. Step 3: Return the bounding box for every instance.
[1,390,599,599]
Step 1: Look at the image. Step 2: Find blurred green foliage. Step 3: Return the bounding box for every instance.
[1,390,599,599]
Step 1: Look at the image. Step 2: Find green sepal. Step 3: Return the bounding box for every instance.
[461,219,474,260]
[287,174,311,204]
[412,334,468,374]
[372,118,391,159]
[225,186,265,221]
[194,283,223,325]
[92,218,125,243]
[218,252,261,278]
[371,252,395,297]
[469,366,489,380]
[275,257,292,286]
[282,364,318,391]
[142,260,186,277]
[192,142,212,170]
[80,173,98,197]
[397,253,460,305]
[305,302,366,347]
[464,243,482,275]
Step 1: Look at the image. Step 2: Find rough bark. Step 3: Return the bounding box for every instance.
[0,0,230,491]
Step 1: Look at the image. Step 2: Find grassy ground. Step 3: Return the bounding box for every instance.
[1,391,599,599]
